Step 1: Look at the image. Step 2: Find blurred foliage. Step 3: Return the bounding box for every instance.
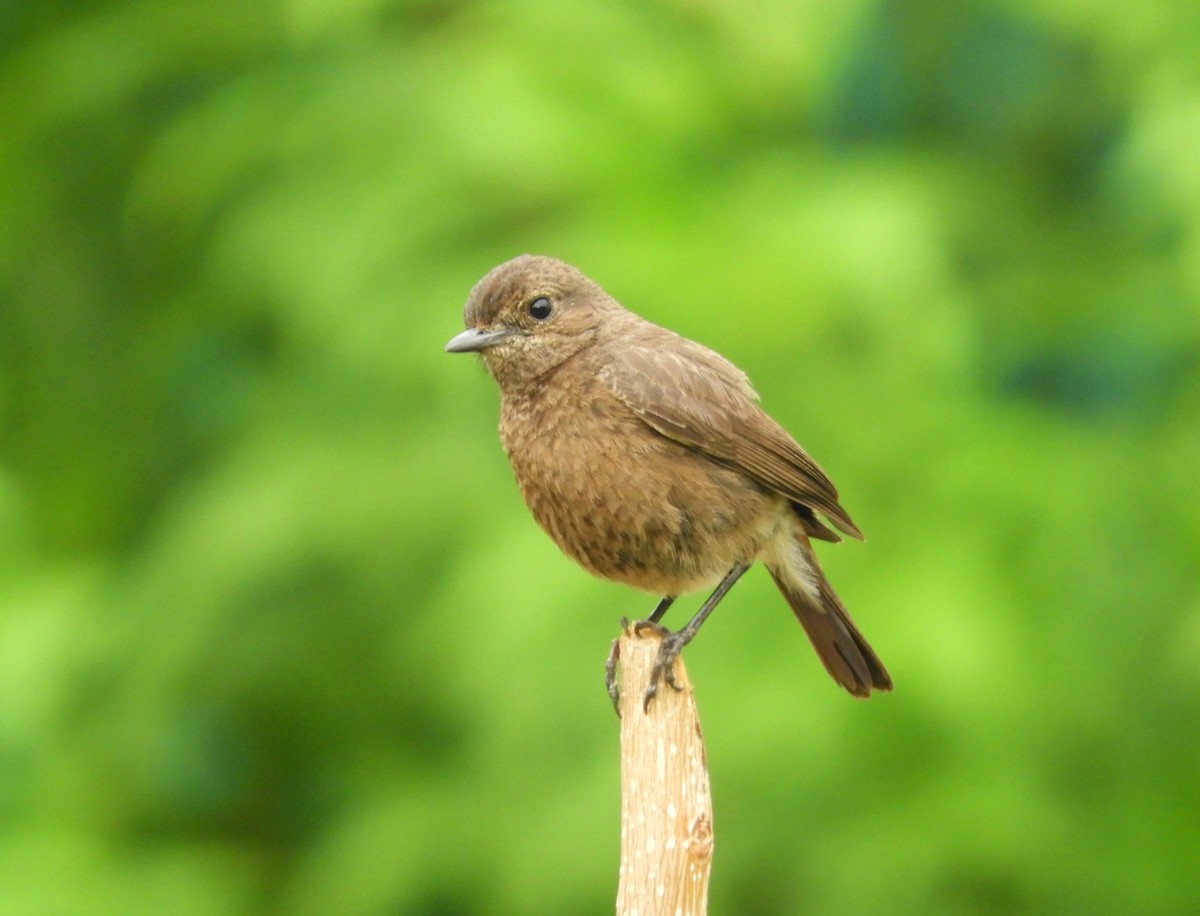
[2,0,1199,913]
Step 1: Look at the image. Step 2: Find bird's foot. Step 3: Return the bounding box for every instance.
[632,619,688,713]
[605,617,689,714]
[604,623,625,717]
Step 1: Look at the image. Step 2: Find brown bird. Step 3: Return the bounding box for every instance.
[445,254,891,710]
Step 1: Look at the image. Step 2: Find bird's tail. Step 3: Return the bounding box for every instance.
[765,526,891,697]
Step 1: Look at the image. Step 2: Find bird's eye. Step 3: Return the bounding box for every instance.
[527,297,552,321]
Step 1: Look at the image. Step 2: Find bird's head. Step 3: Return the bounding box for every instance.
[445,254,615,390]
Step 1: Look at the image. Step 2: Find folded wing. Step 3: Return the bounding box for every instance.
[598,338,862,541]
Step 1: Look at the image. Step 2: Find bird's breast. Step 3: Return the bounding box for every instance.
[498,378,782,595]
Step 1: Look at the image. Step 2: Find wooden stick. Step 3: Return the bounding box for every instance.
[614,623,714,916]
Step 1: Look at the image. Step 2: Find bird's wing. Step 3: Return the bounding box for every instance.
[598,339,862,540]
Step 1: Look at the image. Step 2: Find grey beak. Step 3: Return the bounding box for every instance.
[444,326,517,353]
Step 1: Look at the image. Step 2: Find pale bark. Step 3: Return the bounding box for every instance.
[615,624,713,916]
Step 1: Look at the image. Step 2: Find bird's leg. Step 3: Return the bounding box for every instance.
[647,595,676,624]
[639,563,751,712]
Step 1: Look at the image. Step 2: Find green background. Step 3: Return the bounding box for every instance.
[2,0,1198,913]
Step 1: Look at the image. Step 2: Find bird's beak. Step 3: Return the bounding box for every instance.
[444,326,517,353]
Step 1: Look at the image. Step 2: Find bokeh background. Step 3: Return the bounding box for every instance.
[3,0,1199,913]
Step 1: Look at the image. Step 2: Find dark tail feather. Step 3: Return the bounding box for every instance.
[766,536,891,698]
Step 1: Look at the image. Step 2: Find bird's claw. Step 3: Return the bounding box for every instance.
[604,626,624,717]
[606,618,688,714]
[635,621,686,713]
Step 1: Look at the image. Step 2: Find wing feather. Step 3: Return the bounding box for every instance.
[599,338,862,540]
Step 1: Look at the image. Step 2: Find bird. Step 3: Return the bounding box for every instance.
[445,254,891,710]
